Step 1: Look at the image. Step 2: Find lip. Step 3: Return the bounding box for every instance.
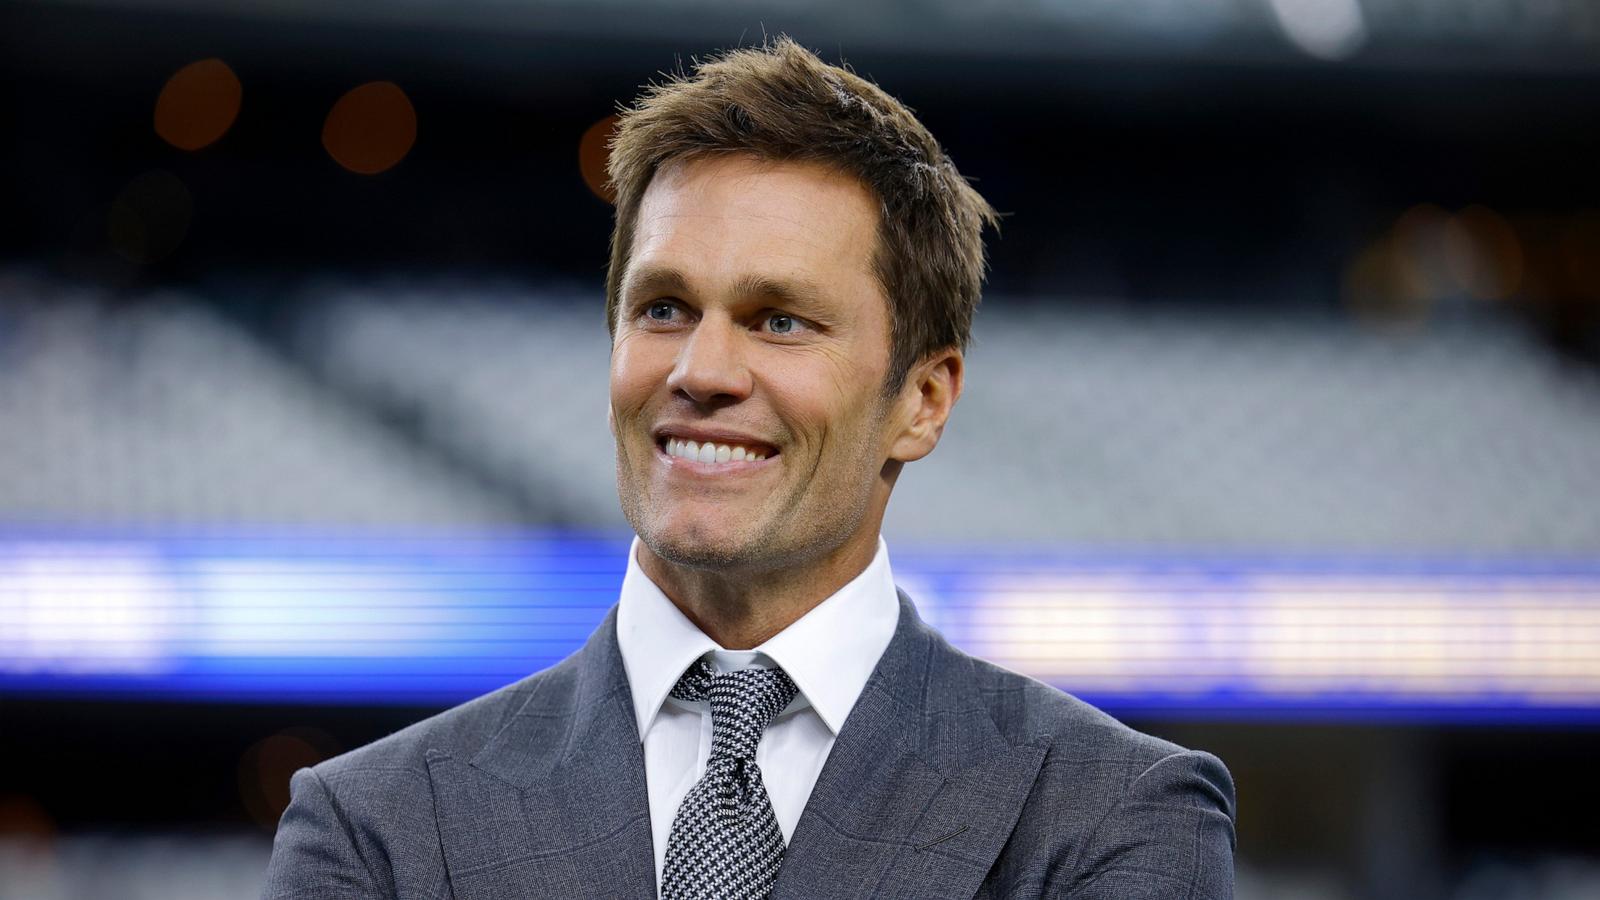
[652,425,779,458]
[654,439,779,473]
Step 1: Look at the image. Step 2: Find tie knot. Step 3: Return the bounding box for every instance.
[670,658,800,762]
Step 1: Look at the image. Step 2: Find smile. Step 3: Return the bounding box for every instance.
[661,437,772,464]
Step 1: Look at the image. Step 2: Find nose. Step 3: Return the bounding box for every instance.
[666,312,753,406]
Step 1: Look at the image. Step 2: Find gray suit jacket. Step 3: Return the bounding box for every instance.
[262,593,1236,899]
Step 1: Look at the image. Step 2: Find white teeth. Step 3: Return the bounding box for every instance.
[663,437,771,465]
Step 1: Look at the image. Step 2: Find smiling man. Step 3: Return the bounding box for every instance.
[610,152,922,652]
[263,38,1237,900]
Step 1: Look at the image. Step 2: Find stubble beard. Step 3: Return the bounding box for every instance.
[614,431,879,579]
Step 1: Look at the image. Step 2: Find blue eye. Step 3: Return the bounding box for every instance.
[767,314,795,334]
[646,302,676,321]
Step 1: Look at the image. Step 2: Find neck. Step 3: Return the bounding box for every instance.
[637,529,881,649]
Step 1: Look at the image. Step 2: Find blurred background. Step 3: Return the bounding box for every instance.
[2,0,1599,898]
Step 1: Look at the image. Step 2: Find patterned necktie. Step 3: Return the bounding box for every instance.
[659,658,801,900]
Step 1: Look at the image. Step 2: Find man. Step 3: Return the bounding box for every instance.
[263,38,1236,899]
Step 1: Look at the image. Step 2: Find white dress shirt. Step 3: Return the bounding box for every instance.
[615,536,901,889]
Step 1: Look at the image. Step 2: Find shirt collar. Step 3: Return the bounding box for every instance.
[616,535,900,740]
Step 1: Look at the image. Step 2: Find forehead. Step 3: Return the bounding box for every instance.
[625,154,882,301]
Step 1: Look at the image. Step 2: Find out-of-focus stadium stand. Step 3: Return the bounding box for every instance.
[0,834,270,900]
[292,282,617,527]
[0,272,521,527]
[919,301,1600,552]
[12,273,1590,553]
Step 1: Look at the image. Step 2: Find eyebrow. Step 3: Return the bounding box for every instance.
[622,265,832,314]
[620,266,691,305]
[734,273,832,311]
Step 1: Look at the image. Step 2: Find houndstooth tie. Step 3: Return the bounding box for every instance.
[659,658,800,900]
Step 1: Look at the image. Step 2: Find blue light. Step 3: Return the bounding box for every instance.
[4,531,1599,723]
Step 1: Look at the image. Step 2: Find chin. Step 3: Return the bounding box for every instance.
[639,513,763,572]
[651,541,746,572]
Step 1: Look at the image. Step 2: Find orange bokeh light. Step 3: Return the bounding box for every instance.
[1561,210,1600,298]
[322,81,418,175]
[1446,205,1523,301]
[238,727,337,831]
[1342,204,1449,328]
[154,58,242,151]
[579,114,620,204]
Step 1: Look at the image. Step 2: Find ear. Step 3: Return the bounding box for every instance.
[887,348,963,464]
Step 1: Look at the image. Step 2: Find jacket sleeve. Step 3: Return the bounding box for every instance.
[261,766,388,900]
[1065,749,1237,899]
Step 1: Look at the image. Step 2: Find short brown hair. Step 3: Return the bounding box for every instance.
[604,37,999,390]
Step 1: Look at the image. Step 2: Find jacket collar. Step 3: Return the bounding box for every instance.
[428,607,658,899]
[429,593,1048,900]
[770,591,1050,899]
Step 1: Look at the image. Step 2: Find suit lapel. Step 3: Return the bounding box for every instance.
[772,594,1049,900]
[425,593,1045,900]
[426,607,657,900]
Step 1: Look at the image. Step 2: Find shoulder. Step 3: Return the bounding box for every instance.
[263,653,590,897]
[963,648,1234,814]
[947,646,1237,897]
[963,649,1234,824]
[968,649,1236,825]
[310,650,582,794]
[965,650,1190,767]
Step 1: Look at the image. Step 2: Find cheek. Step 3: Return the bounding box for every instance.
[759,367,830,440]
[770,375,885,464]
[608,335,665,417]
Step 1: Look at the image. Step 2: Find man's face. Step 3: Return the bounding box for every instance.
[609,153,900,574]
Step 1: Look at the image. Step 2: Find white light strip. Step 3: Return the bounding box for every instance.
[0,544,182,675]
[969,574,1600,704]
